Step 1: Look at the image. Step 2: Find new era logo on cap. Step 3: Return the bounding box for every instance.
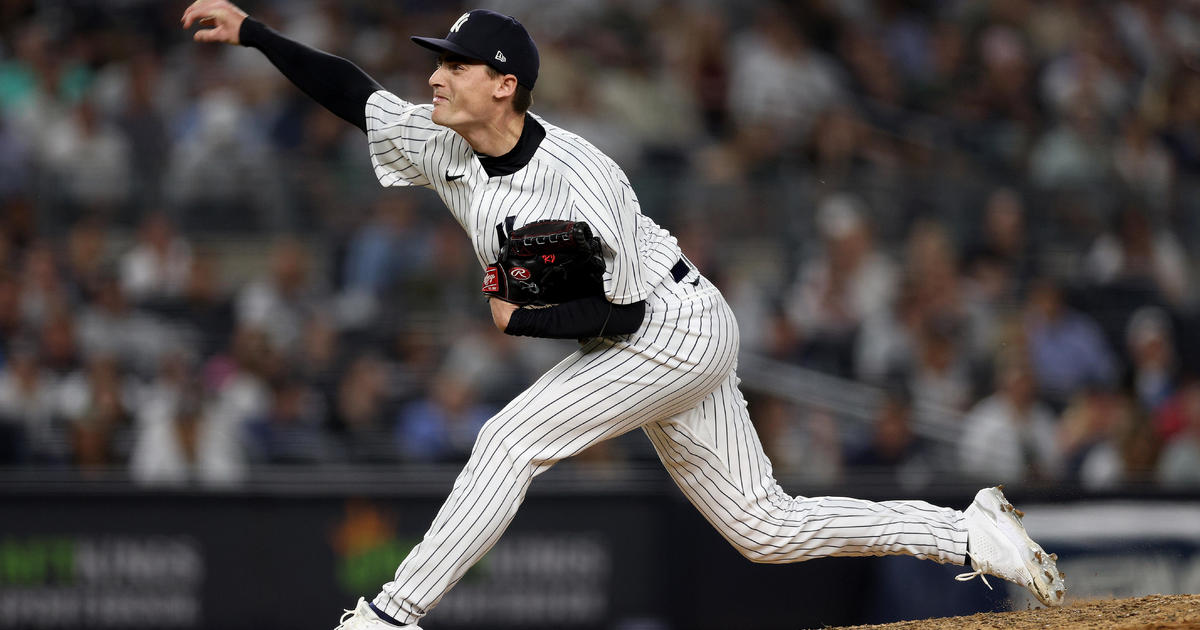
[411,9,540,89]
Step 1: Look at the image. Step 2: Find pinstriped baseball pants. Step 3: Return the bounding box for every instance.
[373,273,968,624]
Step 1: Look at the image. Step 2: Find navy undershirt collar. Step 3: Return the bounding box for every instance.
[476,113,545,178]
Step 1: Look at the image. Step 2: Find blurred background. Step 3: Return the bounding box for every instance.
[1,0,1200,628]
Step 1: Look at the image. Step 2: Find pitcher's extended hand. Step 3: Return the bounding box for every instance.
[181,0,248,45]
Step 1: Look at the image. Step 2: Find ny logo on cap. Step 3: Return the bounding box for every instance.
[450,12,469,33]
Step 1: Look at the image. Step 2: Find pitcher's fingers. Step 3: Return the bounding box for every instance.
[192,26,228,43]
[181,0,222,27]
[181,7,207,28]
[181,1,204,26]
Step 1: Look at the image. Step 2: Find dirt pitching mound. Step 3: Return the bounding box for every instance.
[830,594,1200,630]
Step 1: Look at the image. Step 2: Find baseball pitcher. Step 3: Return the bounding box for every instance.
[180,4,1066,628]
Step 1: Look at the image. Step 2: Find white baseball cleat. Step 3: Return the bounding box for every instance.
[956,486,1066,607]
[334,598,421,630]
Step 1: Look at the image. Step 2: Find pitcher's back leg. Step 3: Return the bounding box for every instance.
[642,372,968,565]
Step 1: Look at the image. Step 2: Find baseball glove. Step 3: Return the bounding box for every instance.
[482,219,606,306]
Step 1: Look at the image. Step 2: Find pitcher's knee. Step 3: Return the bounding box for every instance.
[473,419,541,470]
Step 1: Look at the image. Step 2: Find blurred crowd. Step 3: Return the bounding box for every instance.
[1,0,1199,490]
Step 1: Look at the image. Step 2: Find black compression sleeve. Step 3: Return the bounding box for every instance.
[239,18,382,133]
[505,296,646,339]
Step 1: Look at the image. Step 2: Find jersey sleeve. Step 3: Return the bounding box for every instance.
[365,91,438,188]
[574,166,650,305]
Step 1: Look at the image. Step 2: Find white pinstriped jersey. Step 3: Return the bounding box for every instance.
[365,90,681,305]
[360,89,969,626]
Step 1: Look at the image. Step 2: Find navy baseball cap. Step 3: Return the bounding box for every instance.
[412,10,539,90]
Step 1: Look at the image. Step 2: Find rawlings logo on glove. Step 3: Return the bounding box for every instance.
[482,219,605,306]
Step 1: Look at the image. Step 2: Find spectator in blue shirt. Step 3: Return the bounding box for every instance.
[1023,276,1118,409]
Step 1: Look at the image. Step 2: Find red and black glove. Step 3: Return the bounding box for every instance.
[482,220,605,306]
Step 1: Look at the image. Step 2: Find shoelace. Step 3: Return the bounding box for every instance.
[954,551,994,590]
[334,605,357,630]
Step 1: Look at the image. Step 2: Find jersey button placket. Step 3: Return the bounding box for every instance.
[473,176,505,263]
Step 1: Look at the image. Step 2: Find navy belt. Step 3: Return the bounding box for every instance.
[671,258,689,283]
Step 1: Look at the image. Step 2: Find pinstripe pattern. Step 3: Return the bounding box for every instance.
[364,92,968,625]
[644,376,966,563]
[366,91,678,303]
